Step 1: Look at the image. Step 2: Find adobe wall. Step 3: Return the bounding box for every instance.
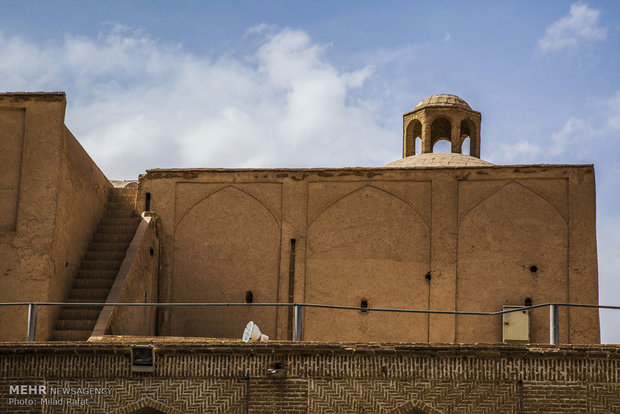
[139,164,599,344]
[0,93,110,341]
[108,216,160,336]
[0,340,618,413]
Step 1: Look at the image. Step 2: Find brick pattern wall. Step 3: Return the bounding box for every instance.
[1,342,619,413]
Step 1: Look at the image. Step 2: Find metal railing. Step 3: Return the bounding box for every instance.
[1,301,617,344]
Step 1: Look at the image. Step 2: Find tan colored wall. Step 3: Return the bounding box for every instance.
[0,93,110,341]
[139,164,599,344]
[108,217,160,336]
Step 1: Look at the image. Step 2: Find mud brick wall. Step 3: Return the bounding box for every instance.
[1,341,619,413]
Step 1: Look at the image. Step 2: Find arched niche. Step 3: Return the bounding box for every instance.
[460,118,476,155]
[457,182,568,343]
[430,117,451,144]
[305,185,430,342]
[405,119,423,156]
[171,186,280,338]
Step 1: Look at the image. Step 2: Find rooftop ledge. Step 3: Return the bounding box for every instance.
[0,338,618,357]
[0,91,66,102]
[145,164,594,174]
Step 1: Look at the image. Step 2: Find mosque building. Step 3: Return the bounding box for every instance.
[0,92,614,413]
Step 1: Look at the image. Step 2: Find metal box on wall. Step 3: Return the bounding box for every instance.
[502,305,530,342]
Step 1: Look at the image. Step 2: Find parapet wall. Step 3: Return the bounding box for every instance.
[97,215,160,337]
[0,93,110,341]
[0,340,618,413]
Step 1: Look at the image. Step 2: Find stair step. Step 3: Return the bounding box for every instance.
[58,309,101,320]
[52,330,91,341]
[88,241,130,252]
[92,233,134,243]
[69,288,110,299]
[108,192,137,202]
[77,269,118,278]
[81,260,123,270]
[106,199,137,205]
[84,250,127,260]
[100,216,140,225]
[73,278,115,289]
[51,186,140,342]
[97,224,140,234]
[55,319,97,331]
[106,202,135,212]
[105,210,139,218]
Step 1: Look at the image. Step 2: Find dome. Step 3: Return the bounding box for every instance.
[384,153,493,168]
[413,94,471,111]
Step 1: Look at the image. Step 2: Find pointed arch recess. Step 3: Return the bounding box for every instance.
[174,184,280,235]
[171,184,281,338]
[458,180,567,226]
[305,184,431,341]
[456,179,569,343]
[309,184,429,229]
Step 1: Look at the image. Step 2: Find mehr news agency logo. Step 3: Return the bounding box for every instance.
[7,384,111,407]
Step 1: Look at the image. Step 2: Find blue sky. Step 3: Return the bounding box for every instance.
[1,1,619,342]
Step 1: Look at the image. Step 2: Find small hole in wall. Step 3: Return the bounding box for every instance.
[524,297,532,307]
[530,265,538,273]
[65,262,69,268]
[425,272,431,282]
[149,247,154,256]
[360,299,369,313]
[245,290,254,304]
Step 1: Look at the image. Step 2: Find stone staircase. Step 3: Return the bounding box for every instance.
[52,186,140,341]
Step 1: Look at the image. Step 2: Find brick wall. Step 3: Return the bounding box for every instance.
[1,340,619,413]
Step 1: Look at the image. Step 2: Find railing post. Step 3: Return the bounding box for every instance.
[549,304,559,345]
[293,304,303,341]
[27,303,37,342]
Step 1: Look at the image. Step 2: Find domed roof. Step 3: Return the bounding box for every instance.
[384,153,493,168]
[413,94,471,111]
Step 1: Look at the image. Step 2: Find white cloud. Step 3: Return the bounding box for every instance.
[489,140,543,164]
[246,23,274,35]
[538,3,606,54]
[548,117,594,156]
[489,91,620,165]
[0,25,395,179]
